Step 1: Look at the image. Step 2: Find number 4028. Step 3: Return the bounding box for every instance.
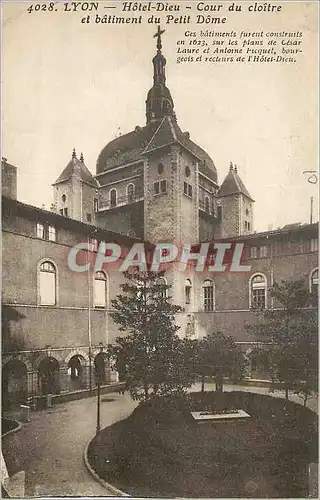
[27,3,55,13]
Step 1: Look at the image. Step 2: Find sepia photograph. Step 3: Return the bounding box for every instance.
[1,0,319,498]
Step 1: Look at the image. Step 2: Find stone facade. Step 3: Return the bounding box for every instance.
[2,194,137,406]
[2,29,318,405]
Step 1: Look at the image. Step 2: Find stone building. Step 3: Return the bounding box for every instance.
[2,28,318,406]
[2,175,141,407]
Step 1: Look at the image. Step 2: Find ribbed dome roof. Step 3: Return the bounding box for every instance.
[96,118,218,183]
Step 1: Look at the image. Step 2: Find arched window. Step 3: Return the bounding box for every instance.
[203,279,214,311]
[250,274,267,309]
[94,271,107,308]
[127,183,135,203]
[309,268,318,297]
[185,278,192,305]
[110,189,117,208]
[157,277,167,299]
[204,196,210,213]
[39,261,57,305]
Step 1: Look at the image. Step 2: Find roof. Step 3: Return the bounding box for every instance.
[53,157,98,187]
[96,117,218,182]
[221,222,318,242]
[2,195,146,247]
[218,166,253,201]
[196,222,318,248]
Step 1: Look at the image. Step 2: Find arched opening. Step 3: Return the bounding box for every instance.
[94,352,109,385]
[250,274,267,309]
[94,271,107,308]
[2,360,28,409]
[204,196,210,213]
[39,261,57,306]
[38,357,60,395]
[110,189,117,207]
[127,183,135,203]
[157,277,167,299]
[203,279,214,311]
[67,355,86,391]
[185,278,192,305]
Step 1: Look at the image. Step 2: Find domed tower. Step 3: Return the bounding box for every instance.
[95,26,219,246]
[146,26,175,124]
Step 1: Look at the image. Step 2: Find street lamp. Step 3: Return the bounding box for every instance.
[94,348,105,435]
[87,228,98,394]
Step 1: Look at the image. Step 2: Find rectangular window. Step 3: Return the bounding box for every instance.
[86,213,92,222]
[154,180,167,195]
[204,287,214,312]
[37,222,56,242]
[252,289,266,309]
[48,226,56,242]
[59,209,64,216]
[37,223,44,239]
[89,238,98,252]
[160,179,167,193]
[250,247,257,259]
[93,198,99,212]
[245,221,248,230]
[64,208,68,217]
[310,238,318,252]
[94,280,106,307]
[247,222,251,231]
[217,205,223,221]
[39,271,56,305]
[183,182,192,198]
[259,246,268,258]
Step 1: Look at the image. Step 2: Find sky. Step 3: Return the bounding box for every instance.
[2,0,319,232]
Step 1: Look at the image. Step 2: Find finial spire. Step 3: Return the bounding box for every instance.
[80,152,84,163]
[154,25,165,52]
[230,161,233,170]
[72,148,77,159]
[234,164,238,173]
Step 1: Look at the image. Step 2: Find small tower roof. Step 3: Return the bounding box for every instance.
[53,150,98,187]
[145,25,175,124]
[218,164,254,201]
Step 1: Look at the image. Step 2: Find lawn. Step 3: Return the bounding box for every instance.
[88,392,318,498]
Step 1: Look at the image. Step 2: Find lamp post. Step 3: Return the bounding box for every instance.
[94,348,105,435]
[87,235,93,393]
[87,229,98,394]
[96,380,101,435]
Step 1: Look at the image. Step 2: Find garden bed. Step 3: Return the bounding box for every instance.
[88,391,318,498]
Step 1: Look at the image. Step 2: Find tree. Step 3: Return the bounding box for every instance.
[196,331,247,392]
[247,279,318,403]
[108,270,197,401]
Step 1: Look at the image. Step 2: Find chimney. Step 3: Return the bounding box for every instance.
[2,158,17,199]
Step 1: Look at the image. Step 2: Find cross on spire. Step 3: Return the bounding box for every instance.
[154,25,165,52]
